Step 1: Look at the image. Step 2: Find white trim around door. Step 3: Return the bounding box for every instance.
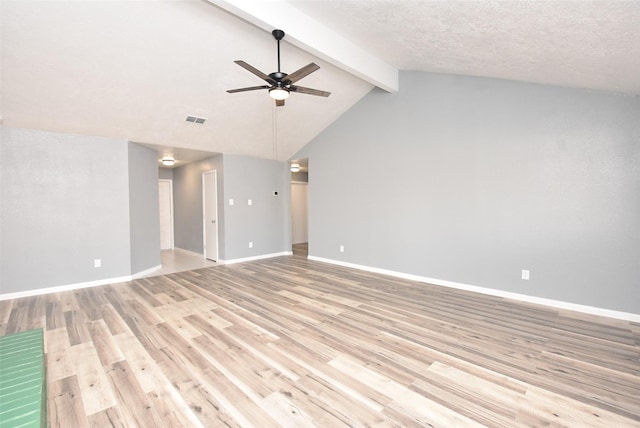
[158,179,174,250]
[202,170,219,262]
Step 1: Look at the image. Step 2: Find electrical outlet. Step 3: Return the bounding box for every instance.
[94,259,101,268]
[522,269,530,280]
[339,245,344,253]
[249,242,253,248]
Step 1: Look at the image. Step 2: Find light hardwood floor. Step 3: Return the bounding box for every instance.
[142,248,217,278]
[1,254,639,427]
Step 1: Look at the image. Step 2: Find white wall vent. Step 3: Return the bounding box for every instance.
[186,115,207,124]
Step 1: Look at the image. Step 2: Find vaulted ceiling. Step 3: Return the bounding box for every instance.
[2,1,638,165]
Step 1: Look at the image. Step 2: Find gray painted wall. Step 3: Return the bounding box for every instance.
[159,168,173,180]
[223,155,289,260]
[173,155,224,255]
[172,154,290,261]
[1,127,132,293]
[294,72,640,314]
[128,142,161,274]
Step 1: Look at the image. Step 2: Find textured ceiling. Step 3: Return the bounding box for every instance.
[2,1,638,165]
[288,0,640,96]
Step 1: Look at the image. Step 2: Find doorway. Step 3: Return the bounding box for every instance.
[203,170,219,261]
[158,179,174,250]
[291,158,309,257]
[291,182,308,244]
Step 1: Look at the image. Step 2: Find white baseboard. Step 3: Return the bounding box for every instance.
[5,253,634,323]
[0,274,133,301]
[221,251,293,265]
[307,255,640,323]
[0,263,165,301]
[0,250,292,301]
[131,264,162,279]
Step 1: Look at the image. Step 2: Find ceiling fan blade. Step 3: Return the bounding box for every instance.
[226,85,271,93]
[276,99,285,107]
[289,85,331,97]
[285,63,320,84]
[234,60,276,84]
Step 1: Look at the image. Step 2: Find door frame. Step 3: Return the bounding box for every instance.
[291,181,309,245]
[158,178,174,250]
[202,170,219,261]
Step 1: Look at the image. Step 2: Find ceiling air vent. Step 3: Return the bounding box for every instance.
[186,115,207,124]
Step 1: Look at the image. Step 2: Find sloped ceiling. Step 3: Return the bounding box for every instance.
[0,1,373,162]
[2,1,638,164]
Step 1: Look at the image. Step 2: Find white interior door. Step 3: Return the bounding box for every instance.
[203,171,218,261]
[291,182,308,244]
[158,179,173,250]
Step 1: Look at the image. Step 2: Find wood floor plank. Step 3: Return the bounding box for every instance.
[58,290,81,312]
[87,319,125,367]
[3,253,639,427]
[45,299,65,331]
[294,372,395,427]
[173,378,240,427]
[415,362,525,426]
[147,385,207,428]
[74,288,108,321]
[47,375,89,427]
[269,336,390,412]
[86,406,127,428]
[104,360,165,428]
[45,328,76,382]
[64,310,92,346]
[44,327,71,354]
[111,330,171,394]
[4,304,30,334]
[190,335,283,427]
[68,341,118,416]
[99,302,130,336]
[517,386,638,428]
[0,299,14,336]
[329,354,486,427]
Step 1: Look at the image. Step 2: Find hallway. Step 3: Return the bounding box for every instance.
[143,248,216,278]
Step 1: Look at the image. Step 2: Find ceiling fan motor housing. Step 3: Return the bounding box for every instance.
[270,72,289,85]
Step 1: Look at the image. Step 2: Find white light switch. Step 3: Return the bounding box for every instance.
[248,199,252,206]
[229,198,234,206]
[522,269,530,280]
[249,242,253,248]
[94,259,101,268]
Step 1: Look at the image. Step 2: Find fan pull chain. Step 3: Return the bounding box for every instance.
[272,106,278,160]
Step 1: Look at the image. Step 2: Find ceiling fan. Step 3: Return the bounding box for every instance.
[227,29,330,107]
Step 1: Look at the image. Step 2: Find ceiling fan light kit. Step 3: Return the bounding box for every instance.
[227,29,330,107]
[269,87,289,100]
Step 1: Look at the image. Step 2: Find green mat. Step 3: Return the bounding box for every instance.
[0,329,46,428]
